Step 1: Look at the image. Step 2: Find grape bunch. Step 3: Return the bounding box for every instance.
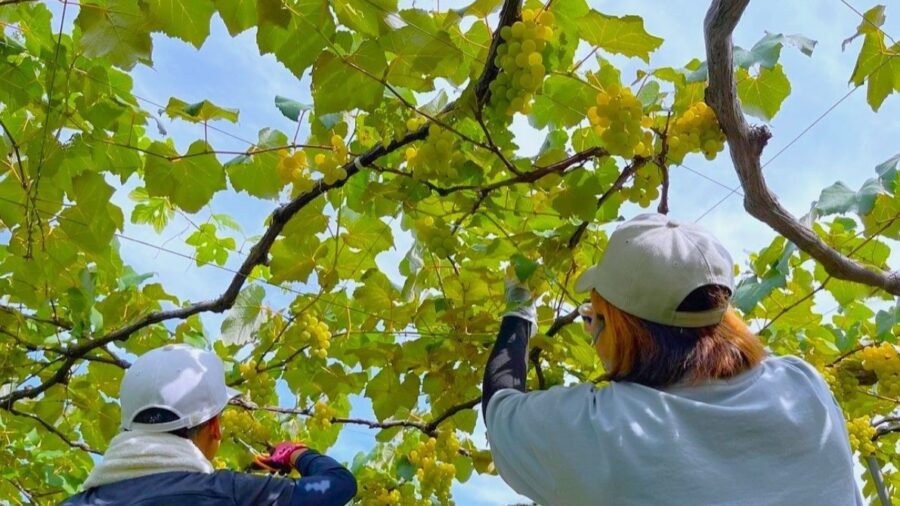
[314,134,349,185]
[277,150,315,193]
[667,102,726,163]
[307,400,336,433]
[238,360,271,391]
[621,165,663,208]
[407,431,460,504]
[833,360,864,402]
[489,8,554,116]
[846,416,877,455]
[221,409,271,444]
[588,85,645,158]
[415,216,457,258]
[294,312,332,359]
[405,124,464,180]
[860,343,900,397]
[357,477,417,506]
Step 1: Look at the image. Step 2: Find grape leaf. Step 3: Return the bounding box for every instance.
[144,140,226,213]
[75,0,152,70]
[736,64,791,121]
[144,0,215,49]
[576,10,662,63]
[220,284,265,346]
[312,41,387,114]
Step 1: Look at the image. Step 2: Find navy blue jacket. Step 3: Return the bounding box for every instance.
[61,450,357,506]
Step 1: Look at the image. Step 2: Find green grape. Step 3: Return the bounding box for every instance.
[308,399,335,433]
[406,115,426,132]
[846,416,877,455]
[406,124,464,180]
[313,133,349,185]
[489,8,554,117]
[415,216,457,259]
[623,163,663,207]
[294,311,331,360]
[588,85,644,158]
[666,101,726,163]
[407,431,460,504]
[861,343,900,397]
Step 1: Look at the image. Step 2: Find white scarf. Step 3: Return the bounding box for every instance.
[83,431,214,490]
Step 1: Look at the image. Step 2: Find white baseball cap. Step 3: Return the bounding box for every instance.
[575,213,734,327]
[120,344,241,432]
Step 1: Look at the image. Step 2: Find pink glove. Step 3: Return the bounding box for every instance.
[255,442,307,474]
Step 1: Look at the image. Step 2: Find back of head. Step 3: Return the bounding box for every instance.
[591,285,764,387]
[576,213,765,387]
[120,344,240,433]
[132,407,207,439]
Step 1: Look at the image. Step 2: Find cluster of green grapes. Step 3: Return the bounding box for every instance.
[405,124,464,180]
[587,85,651,158]
[221,409,271,444]
[621,165,663,208]
[827,361,866,404]
[307,400,336,433]
[415,216,456,258]
[667,102,726,162]
[861,343,900,397]
[356,477,418,506]
[406,115,427,133]
[238,360,273,399]
[277,149,315,193]
[407,431,460,504]
[846,416,877,455]
[314,134,349,185]
[489,8,554,116]
[294,311,331,359]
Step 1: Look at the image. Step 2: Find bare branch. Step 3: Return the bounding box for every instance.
[232,395,481,438]
[703,0,900,295]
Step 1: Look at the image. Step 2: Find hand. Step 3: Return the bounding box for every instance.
[503,278,537,336]
[254,442,308,474]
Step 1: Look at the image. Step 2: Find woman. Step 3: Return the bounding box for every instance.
[482,213,862,506]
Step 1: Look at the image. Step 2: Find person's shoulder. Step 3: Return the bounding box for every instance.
[763,354,821,377]
[759,354,832,391]
[491,382,599,405]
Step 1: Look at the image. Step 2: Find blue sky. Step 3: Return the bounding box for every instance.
[41,0,900,503]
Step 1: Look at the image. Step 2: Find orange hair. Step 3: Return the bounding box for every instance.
[591,288,765,387]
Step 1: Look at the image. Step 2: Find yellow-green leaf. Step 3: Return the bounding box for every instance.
[577,10,662,63]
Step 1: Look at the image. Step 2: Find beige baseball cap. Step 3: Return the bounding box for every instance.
[574,213,734,327]
[120,344,241,432]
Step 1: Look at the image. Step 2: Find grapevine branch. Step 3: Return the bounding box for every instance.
[703,0,900,295]
[7,408,100,455]
[0,118,26,191]
[373,146,606,198]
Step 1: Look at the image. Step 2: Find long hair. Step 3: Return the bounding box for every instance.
[591,285,765,387]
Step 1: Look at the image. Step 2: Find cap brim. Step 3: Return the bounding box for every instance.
[225,386,242,400]
[574,265,602,293]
